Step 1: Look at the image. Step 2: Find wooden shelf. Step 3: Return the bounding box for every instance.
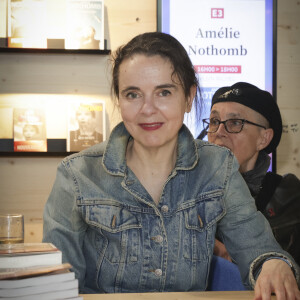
[0,139,75,156]
[0,152,74,157]
[0,48,111,55]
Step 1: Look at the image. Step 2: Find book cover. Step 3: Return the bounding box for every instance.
[0,250,62,269]
[0,278,78,297]
[13,107,47,152]
[0,270,75,288]
[0,243,58,255]
[0,107,13,139]
[0,263,72,280]
[0,287,79,300]
[65,0,104,50]
[0,0,8,47]
[8,0,47,48]
[67,100,105,152]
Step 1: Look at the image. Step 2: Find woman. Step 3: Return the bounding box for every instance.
[203,82,300,267]
[43,32,300,298]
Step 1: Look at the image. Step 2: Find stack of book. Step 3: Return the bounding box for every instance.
[0,243,82,300]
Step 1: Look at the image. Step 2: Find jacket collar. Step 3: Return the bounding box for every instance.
[242,151,271,197]
[102,122,198,175]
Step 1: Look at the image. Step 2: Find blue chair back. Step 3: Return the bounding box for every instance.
[207,255,246,291]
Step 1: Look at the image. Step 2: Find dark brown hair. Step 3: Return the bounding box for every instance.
[111,32,203,122]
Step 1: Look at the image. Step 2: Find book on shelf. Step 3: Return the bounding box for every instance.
[65,0,105,50]
[67,100,106,152]
[7,0,47,49]
[13,107,47,152]
[0,0,8,47]
[0,243,62,269]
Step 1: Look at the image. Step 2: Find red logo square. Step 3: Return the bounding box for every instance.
[211,8,224,18]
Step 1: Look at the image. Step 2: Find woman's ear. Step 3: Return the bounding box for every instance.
[257,128,274,151]
[186,85,196,113]
[115,98,121,109]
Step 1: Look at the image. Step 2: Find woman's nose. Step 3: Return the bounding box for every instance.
[216,122,228,135]
[140,96,157,115]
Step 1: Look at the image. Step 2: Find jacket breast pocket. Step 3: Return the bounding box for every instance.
[82,202,142,264]
[183,191,225,261]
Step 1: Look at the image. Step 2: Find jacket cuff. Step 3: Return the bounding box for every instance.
[249,252,300,289]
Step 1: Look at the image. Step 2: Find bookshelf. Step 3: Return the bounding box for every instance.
[0,48,111,55]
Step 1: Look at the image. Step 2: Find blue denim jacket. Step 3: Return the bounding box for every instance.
[43,122,299,293]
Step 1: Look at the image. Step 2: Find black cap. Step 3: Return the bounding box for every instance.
[211,82,282,154]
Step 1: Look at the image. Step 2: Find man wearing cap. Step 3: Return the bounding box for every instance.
[202,82,300,267]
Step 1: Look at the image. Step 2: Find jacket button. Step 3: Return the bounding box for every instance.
[155,235,163,243]
[154,269,162,277]
[161,205,168,213]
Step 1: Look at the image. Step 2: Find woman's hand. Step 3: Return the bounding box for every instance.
[214,239,232,262]
[254,259,300,300]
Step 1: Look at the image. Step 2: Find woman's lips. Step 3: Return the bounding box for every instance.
[139,122,163,131]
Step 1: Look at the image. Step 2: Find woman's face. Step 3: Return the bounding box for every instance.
[207,102,270,173]
[76,111,93,127]
[118,54,194,150]
[23,125,37,140]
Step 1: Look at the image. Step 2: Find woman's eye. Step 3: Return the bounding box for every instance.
[126,92,139,99]
[159,90,171,97]
[210,118,220,126]
[230,120,242,126]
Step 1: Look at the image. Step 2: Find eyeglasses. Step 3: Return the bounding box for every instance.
[202,118,267,134]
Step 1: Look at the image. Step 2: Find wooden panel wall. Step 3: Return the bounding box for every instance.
[276,0,300,175]
[0,0,156,242]
[0,0,299,243]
